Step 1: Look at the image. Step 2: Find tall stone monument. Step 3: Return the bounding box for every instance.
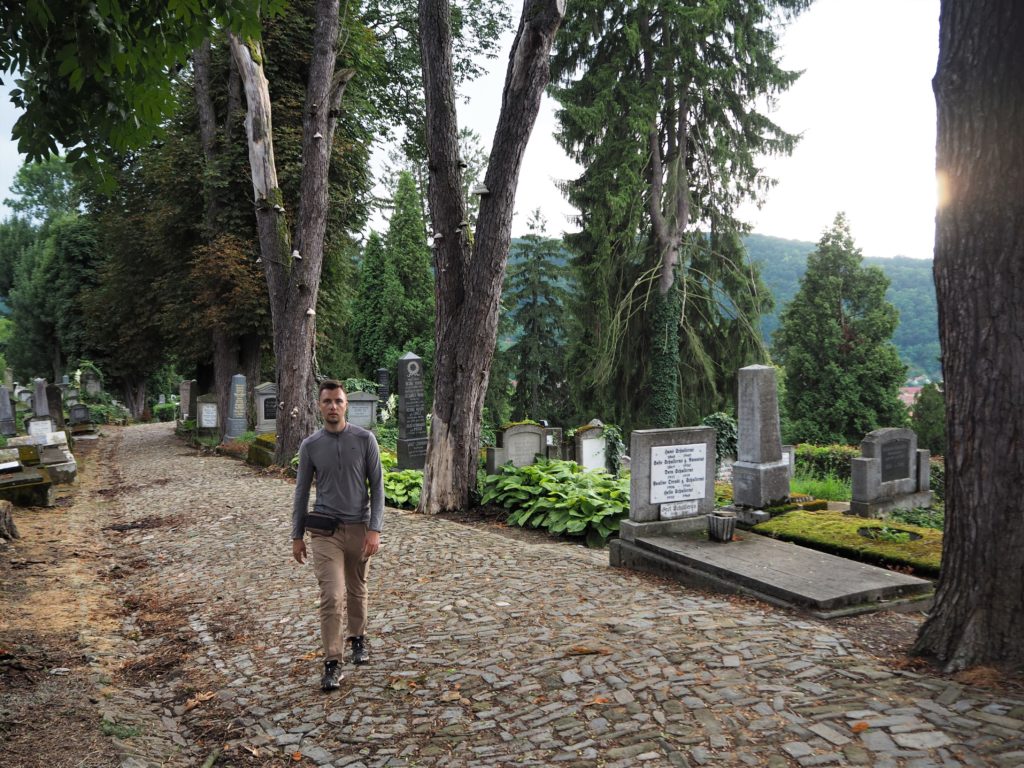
[377,367,390,402]
[731,364,789,512]
[0,385,16,437]
[32,379,50,418]
[396,352,428,469]
[46,384,66,429]
[224,374,247,440]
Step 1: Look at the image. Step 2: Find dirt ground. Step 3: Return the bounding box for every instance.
[1,432,1018,768]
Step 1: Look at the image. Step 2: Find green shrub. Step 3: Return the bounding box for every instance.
[794,444,860,481]
[384,469,423,509]
[890,506,944,531]
[152,402,176,422]
[380,448,397,471]
[480,459,629,547]
[929,456,945,502]
[701,412,737,465]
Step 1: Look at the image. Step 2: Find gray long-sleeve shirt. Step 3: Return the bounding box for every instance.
[290,424,385,540]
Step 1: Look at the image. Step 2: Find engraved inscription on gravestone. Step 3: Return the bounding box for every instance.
[506,434,543,466]
[650,444,707,504]
[660,500,700,519]
[199,403,218,429]
[232,380,246,419]
[881,438,911,482]
[263,397,277,420]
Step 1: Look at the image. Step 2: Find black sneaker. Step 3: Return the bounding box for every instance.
[321,660,343,691]
[349,636,368,665]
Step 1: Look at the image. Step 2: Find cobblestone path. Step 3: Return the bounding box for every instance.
[53,425,1024,766]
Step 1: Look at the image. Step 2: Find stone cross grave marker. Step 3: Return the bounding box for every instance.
[397,352,427,469]
[224,374,247,440]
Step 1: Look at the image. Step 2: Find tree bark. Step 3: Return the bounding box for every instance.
[912,0,1024,672]
[417,0,564,514]
[0,501,19,541]
[230,0,354,464]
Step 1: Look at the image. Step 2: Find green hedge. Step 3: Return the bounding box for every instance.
[152,402,176,422]
[796,443,945,503]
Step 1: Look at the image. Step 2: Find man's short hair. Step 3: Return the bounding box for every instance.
[318,379,346,396]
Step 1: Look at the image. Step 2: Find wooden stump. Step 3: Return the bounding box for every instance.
[0,500,19,540]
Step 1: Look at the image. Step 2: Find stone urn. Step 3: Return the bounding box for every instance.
[707,511,737,542]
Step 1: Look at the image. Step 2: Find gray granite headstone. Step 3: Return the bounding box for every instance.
[731,365,789,509]
[347,390,378,429]
[196,393,219,432]
[0,385,16,437]
[32,379,49,418]
[224,373,247,440]
[850,427,932,517]
[187,380,198,422]
[15,386,31,404]
[376,367,390,403]
[45,384,65,429]
[82,370,102,396]
[69,403,92,425]
[26,416,57,437]
[179,380,192,419]
[620,427,716,542]
[397,352,428,469]
[254,382,278,434]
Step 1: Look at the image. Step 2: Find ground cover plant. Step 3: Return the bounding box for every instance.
[789,471,851,501]
[753,510,941,577]
[479,459,629,547]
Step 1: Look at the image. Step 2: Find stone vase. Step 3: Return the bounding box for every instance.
[707,511,737,543]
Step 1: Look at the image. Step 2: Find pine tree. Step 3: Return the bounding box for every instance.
[351,232,404,375]
[911,382,946,455]
[385,171,435,364]
[505,211,572,423]
[773,214,907,444]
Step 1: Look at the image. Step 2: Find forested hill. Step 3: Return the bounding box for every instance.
[743,233,941,381]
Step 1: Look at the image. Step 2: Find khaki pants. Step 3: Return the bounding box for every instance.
[309,522,369,663]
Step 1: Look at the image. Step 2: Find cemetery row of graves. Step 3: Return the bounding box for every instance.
[163,357,944,582]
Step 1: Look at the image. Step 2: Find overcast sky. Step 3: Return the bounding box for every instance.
[1,0,939,259]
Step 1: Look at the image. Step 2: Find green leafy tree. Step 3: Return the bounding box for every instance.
[351,232,404,374]
[506,211,572,423]
[773,214,907,444]
[551,0,804,432]
[0,216,36,297]
[912,382,946,456]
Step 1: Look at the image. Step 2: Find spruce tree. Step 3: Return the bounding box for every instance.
[773,214,907,444]
[351,232,404,375]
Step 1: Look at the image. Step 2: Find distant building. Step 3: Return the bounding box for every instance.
[899,386,923,411]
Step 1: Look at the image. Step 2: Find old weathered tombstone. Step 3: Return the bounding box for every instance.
[158,394,166,404]
[81,369,102,396]
[575,420,609,472]
[186,380,198,423]
[0,386,16,437]
[347,390,378,429]
[45,383,66,429]
[731,365,789,513]
[396,352,428,470]
[486,424,547,473]
[376,367,390,403]
[254,382,278,434]
[25,416,57,438]
[196,393,219,433]
[64,387,79,406]
[850,428,932,517]
[544,426,563,460]
[32,379,49,418]
[224,373,247,440]
[179,380,192,420]
[69,403,92,426]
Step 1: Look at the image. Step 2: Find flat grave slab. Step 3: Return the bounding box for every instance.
[612,528,931,618]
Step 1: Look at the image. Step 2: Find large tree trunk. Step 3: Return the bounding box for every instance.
[912,0,1024,672]
[213,330,239,439]
[230,1,354,465]
[417,0,564,514]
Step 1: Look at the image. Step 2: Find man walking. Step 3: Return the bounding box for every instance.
[292,380,384,691]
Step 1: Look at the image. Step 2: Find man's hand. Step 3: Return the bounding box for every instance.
[292,538,307,564]
[363,530,381,559]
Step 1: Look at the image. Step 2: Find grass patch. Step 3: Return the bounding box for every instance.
[753,510,941,577]
[790,471,851,501]
[100,720,141,739]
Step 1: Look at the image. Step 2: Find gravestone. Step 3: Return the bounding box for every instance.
[69,404,92,425]
[45,384,66,429]
[575,420,609,472]
[850,428,932,517]
[486,424,547,473]
[731,365,789,513]
[82,370,102,396]
[347,391,378,429]
[224,374,247,440]
[196,393,219,433]
[179,380,192,419]
[0,386,15,437]
[32,379,49,418]
[254,382,278,434]
[613,427,716,546]
[184,380,198,422]
[376,367,390,403]
[15,386,31,404]
[3,369,11,389]
[64,387,79,406]
[25,416,57,438]
[544,426,563,461]
[396,352,428,469]
[158,394,166,405]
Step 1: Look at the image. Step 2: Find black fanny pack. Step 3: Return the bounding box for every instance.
[305,512,338,534]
